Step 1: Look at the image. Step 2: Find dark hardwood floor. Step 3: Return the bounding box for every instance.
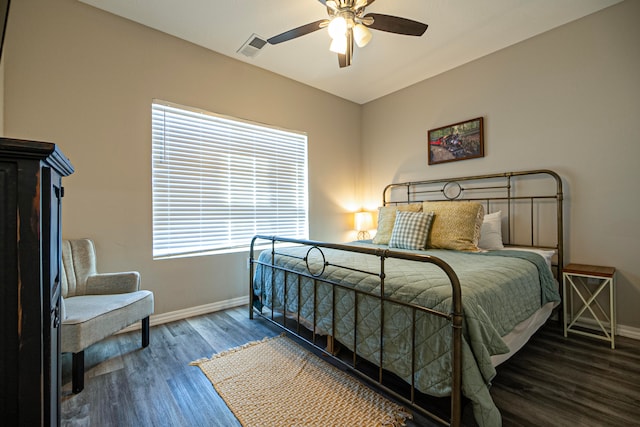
[61,306,640,426]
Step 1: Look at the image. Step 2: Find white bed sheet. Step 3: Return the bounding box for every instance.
[492,246,559,367]
[492,300,558,366]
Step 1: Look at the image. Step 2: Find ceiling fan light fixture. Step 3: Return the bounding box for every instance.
[353,23,372,48]
[266,1,428,69]
[329,35,347,54]
[328,16,347,39]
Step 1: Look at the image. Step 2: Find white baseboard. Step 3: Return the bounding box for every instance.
[570,317,640,341]
[618,324,640,341]
[118,295,248,334]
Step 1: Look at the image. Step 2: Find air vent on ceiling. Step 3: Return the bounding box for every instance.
[237,34,268,58]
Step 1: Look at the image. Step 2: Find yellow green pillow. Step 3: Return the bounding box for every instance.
[422,201,484,251]
[372,203,422,245]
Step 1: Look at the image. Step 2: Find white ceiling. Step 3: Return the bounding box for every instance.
[78,0,620,104]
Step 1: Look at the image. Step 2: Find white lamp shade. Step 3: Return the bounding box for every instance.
[330,36,347,54]
[328,16,347,39]
[353,23,372,48]
[355,211,374,231]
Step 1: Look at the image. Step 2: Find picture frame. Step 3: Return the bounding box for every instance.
[428,117,484,165]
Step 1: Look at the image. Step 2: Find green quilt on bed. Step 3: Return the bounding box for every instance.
[254,244,560,427]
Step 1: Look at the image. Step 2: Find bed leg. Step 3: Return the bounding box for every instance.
[325,335,340,355]
[326,335,334,353]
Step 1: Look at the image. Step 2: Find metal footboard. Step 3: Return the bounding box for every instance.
[249,235,463,426]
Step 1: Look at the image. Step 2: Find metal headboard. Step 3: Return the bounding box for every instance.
[382,169,564,278]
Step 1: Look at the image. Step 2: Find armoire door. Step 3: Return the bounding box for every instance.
[42,166,63,427]
[0,159,19,421]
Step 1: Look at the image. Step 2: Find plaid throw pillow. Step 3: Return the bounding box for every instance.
[388,210,434,250]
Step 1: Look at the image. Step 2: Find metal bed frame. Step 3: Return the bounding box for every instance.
[249,169,563,426]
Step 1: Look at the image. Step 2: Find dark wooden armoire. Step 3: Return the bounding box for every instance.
[0,138,74,426]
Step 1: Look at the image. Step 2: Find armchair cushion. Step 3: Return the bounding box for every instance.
[86,271,140,295]
[62,291,153,354]
[60,295,67,320]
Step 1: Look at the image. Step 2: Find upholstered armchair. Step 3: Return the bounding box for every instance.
[60,239,154,393]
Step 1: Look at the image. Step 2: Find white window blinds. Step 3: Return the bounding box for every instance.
[152,100,308,258]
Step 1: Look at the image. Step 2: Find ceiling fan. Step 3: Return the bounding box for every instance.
[266,0,428,68]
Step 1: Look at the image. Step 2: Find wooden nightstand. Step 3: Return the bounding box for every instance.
[563,263,616,349]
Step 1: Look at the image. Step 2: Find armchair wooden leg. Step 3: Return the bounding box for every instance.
[72,351,85,394]
[142,316,150,348]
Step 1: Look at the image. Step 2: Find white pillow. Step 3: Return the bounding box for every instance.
[478,211,504,250]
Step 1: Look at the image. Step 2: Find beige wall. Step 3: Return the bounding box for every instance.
[361,0,640,329]
[5,0,639,331]
[4,0,361,315]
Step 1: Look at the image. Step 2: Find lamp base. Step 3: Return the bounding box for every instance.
[357,231,370,240]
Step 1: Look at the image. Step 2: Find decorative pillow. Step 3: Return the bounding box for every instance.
[478,211,504,250]
[422,201,484,251]
[388,210,434,250]
[372,203,422,245]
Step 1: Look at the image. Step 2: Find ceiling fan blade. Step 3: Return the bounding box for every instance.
[338,53,348,68]
[267,19,328,45]
[359,16,374,25]
[364,13,428,36]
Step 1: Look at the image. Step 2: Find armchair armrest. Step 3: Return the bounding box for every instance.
[86,271,141,295]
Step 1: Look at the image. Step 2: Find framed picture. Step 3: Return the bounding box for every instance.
[428,117,484,165]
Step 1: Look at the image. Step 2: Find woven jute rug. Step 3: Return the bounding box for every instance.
[190,334,411,427]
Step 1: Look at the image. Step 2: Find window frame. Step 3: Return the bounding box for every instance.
[151,100,309,259]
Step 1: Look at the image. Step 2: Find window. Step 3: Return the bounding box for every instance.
[151,100,308,258]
